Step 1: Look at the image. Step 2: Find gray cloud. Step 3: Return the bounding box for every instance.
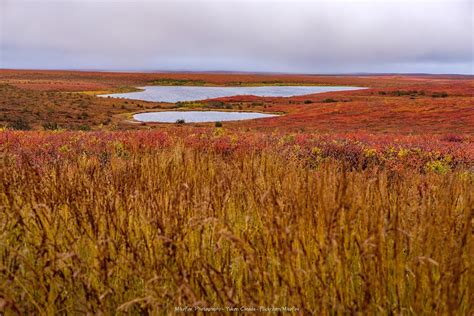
[1,0,473,74]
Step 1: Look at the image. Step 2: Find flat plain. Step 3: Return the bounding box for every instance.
[0,70,472,314]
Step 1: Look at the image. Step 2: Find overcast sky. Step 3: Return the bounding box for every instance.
[1,0,473,74]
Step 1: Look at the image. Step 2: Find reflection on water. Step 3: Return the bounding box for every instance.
[100,85,364,103]
[133,111,278,123]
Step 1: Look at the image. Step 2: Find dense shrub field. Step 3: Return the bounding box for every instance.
[0,129,472,314]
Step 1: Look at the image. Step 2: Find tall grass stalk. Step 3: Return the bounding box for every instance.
[0,145,472,314]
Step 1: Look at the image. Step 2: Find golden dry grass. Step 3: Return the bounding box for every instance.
[0,144,472,314]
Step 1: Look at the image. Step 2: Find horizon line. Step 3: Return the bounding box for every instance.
[1,67,473,77]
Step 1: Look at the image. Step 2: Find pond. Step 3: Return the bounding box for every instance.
[133,111,278,123]
[100,85,364,103]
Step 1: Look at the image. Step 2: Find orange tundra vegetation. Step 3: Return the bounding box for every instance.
[0,70,473,314]
[0,69,473,134]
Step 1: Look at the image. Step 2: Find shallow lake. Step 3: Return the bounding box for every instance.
[100,85,364,103]
[133,111,278,123]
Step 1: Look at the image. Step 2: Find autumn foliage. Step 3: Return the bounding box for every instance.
[0,71,473,314]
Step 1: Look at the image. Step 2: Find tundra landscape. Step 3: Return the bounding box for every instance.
[0,70,472,314]
[1,0,473,314]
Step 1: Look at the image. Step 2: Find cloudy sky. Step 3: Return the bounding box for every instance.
[1,0,473,74]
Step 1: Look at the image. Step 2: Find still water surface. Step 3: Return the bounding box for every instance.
[133,111,278,123]
[100,85,364,103]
